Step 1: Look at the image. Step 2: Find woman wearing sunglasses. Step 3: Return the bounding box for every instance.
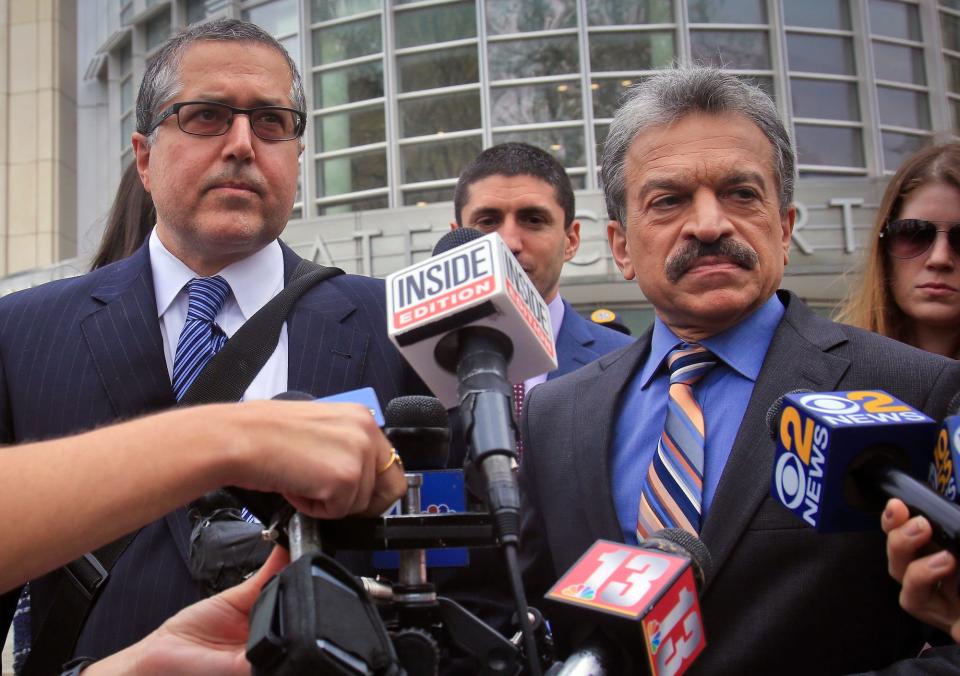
[838,142,960,358]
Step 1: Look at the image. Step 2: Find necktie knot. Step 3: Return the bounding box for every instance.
[667,343,717,386]
[185,276,230,323]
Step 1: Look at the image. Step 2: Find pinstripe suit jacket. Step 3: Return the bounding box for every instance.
[0,240,421,662]
[519,290,960,674]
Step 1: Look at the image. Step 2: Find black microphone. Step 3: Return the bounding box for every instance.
[247,550,402,675]
[226,391,314,537]
[767,389,960,554]
[384,394,450,471]
[270,390,315,402]
[430,229,521,540]
[547,529,712,676]
[384,395,453,592]
[386,228,558,675]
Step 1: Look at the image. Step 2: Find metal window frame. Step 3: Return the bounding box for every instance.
[105,0,960,217]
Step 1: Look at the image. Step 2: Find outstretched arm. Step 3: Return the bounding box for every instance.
[0,400,405,593]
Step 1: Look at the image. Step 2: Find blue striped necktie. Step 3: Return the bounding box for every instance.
[174,277,262,524]
[172,276,231,401]
[636,343,717,539]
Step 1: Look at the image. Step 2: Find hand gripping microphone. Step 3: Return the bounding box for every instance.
[546,529,712,676]
[768,390,960,554]
[222,390,314,546]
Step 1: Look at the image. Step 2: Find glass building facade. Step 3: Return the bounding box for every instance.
[102,0,959,218]
[2,0,939,330]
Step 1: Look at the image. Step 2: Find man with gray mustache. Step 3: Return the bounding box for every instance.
[514,67,960,672]
[664,238,759,284]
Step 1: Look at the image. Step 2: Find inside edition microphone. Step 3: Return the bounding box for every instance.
[385,227,559,676]
[768,389,960,553]
[544,529,712,676]
[385,228,557,532]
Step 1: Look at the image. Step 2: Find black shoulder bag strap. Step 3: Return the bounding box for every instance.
[22,259,344,676]
[178,259,343,405]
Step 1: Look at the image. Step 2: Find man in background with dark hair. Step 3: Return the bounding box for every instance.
[450,143,632,458]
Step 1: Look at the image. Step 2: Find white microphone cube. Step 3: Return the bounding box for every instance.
[386,232,558,408]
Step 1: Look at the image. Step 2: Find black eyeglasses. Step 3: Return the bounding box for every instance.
[880,219,960,259]
[148,101,306,141]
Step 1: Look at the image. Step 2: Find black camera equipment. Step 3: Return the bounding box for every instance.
[240,395,554,676]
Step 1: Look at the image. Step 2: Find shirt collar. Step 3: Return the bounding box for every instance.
[215,240,284,321]
[640,294,785,388]
[548,293,565,343]
[149,228,284,320]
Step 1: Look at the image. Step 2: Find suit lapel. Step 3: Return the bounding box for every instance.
[699,292,851,589]
[575,334,652,541]
[279,243,369,396]
[80,244,174,419]
[551,301,600,380]
[80,247,193,563]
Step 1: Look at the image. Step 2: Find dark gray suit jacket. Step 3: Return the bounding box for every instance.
[519,290,960,674]
[0,240,423,664]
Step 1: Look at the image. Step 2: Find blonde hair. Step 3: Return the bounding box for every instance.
[836,142,960,341]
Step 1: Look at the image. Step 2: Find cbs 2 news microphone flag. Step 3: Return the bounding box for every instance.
[771,390,943,531]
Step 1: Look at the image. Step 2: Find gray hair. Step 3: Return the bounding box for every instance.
[135,18,306,142]
[600,67,795,226]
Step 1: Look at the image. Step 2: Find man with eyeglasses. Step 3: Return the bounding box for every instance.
[0,19,424,673]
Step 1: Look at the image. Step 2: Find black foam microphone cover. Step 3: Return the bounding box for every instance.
[432,226,484,256]
[385,395,450,471]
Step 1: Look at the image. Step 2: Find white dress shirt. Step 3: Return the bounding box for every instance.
[149,229,288,401]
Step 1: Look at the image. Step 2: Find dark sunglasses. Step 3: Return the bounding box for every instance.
[880,219,960,259]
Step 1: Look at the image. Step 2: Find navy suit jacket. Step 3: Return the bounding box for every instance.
[0,240,423,662]
[446,299,633,470]
[549,299,634,381]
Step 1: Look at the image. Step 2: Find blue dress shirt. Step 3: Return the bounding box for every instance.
[610,295,785,543]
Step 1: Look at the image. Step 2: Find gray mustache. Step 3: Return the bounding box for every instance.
[203,170,266,194]
[665,239,759,283]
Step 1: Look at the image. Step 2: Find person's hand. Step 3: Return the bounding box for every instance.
[882,497,960,642]
[222,400,407,519]
[89,546,290,675]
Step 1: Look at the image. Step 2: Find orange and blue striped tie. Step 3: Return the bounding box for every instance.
[636,343,717,539]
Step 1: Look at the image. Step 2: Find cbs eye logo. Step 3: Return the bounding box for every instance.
[798,394,862,415]
[774,452,807,510]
